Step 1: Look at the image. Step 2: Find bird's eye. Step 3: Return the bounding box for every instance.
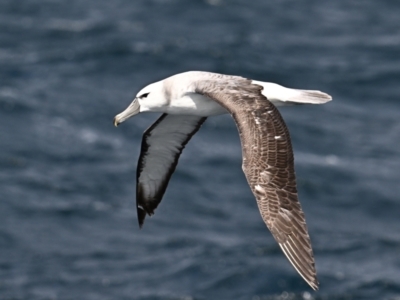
[139,93,149,99]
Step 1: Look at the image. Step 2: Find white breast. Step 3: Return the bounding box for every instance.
[166,93,227,117]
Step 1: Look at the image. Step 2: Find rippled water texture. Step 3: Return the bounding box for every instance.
[1,0,400,299]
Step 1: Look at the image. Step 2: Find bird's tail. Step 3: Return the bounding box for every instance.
[252,81,332,106]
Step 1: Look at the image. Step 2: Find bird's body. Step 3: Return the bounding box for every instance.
[165,92,227,116]
[127,71,330,117]
[114,71,332,290]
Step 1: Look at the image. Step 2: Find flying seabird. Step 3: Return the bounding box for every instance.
[114,71,332,290]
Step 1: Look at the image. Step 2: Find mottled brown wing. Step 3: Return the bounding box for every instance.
[195,78,318,290]
[137,114,206,228]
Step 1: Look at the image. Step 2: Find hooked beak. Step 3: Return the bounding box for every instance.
[114,98,140,127]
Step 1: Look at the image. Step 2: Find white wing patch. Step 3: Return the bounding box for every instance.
[255,184,266,194]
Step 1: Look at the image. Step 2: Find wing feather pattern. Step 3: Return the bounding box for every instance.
[194,77,318,290]
[137,114,206,227]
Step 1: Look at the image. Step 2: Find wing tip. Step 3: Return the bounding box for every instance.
[279,243,319,291]
[137,207,147,229]
[309,279,319,291]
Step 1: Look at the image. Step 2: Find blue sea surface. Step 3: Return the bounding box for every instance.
[1,0,400,299]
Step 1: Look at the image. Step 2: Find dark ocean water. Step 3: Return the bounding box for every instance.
[1,0,400,299]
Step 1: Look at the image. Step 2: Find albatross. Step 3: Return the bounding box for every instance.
[113,71,332,290]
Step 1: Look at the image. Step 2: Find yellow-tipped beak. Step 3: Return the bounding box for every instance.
[113,98,140,127]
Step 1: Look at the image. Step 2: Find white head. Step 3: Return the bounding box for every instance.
[113,80,167,127]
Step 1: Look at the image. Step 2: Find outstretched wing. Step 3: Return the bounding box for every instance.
[194,77,318,290]
[137,114,206,227]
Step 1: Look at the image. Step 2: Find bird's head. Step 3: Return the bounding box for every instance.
[114,80,167,127]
